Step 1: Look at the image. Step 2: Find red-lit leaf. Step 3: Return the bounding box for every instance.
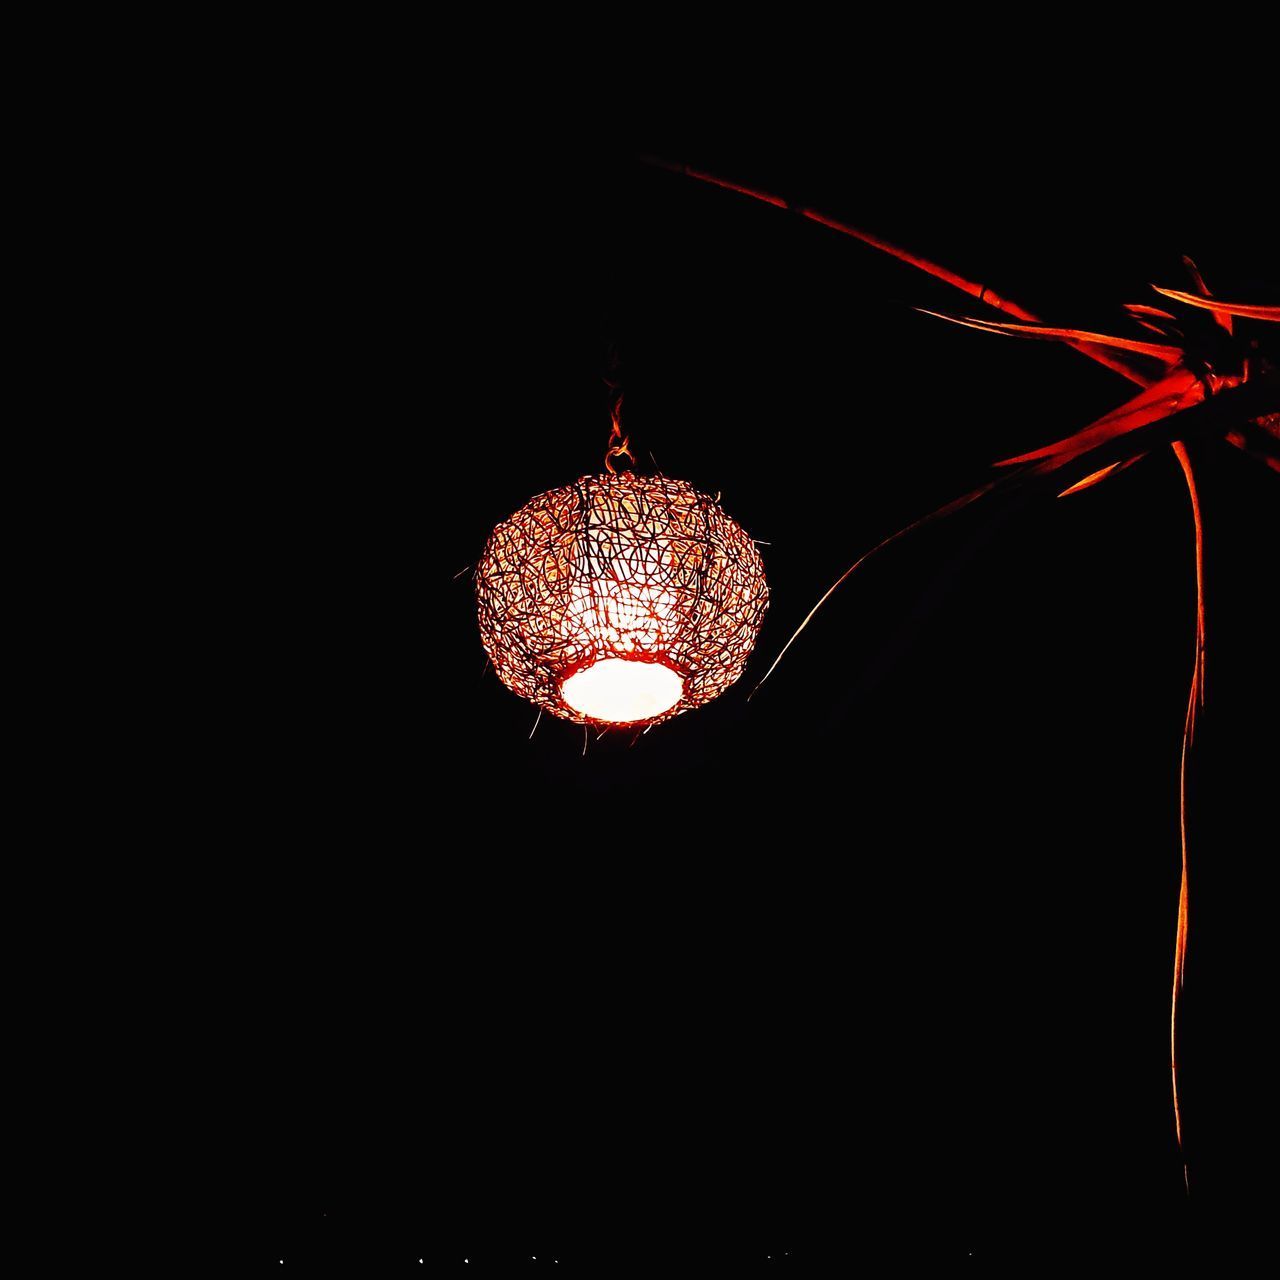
[914,308,1185,362]
[1181,256,1232,336]
[1151,286,1280,322]
[1226,414,1280,472]
[1126,303,1178,319]
[1057,456,1143,497]
[644,157,1157,387]
[995,370,1202,467]
[1124,303,1182,337]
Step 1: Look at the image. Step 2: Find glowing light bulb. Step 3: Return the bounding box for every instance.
[560,658,684,723]
[565,547,682,656]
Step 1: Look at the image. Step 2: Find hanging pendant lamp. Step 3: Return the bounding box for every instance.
[474,399,768,729]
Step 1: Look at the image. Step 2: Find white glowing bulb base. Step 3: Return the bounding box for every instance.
[559,657,685,724]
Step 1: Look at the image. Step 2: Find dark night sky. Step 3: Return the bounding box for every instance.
[210,81,1277,1266]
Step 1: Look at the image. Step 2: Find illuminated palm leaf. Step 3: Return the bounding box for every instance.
[912,308,1185,364]
[1151,287,1280,323]
[994,369,1205,468]
[645,156,1279,1195]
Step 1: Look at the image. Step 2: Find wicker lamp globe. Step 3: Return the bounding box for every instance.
[475,470,769,728]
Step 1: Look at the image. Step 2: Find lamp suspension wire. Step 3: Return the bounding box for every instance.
[603,341,634,474]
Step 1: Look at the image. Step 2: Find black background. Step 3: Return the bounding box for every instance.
[214,85,1277,1267]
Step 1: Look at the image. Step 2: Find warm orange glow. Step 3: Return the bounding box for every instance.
[475,473,768,728]
[561,657,684,723]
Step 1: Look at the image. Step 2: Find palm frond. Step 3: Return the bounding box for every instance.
[1180,256,1233,337]
[644,156,1157,386]
[995,370,1203,467]
[1057,457,1142,497]
[1151,287,1280,322]
[914,308,1184,362]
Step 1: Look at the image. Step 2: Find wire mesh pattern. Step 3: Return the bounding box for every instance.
[476,473,769,726]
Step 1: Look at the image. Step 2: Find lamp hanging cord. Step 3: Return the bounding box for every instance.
[603,344,634,474]
[605,390,633,473]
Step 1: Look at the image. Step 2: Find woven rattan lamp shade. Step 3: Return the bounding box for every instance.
[476,472,769,727]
